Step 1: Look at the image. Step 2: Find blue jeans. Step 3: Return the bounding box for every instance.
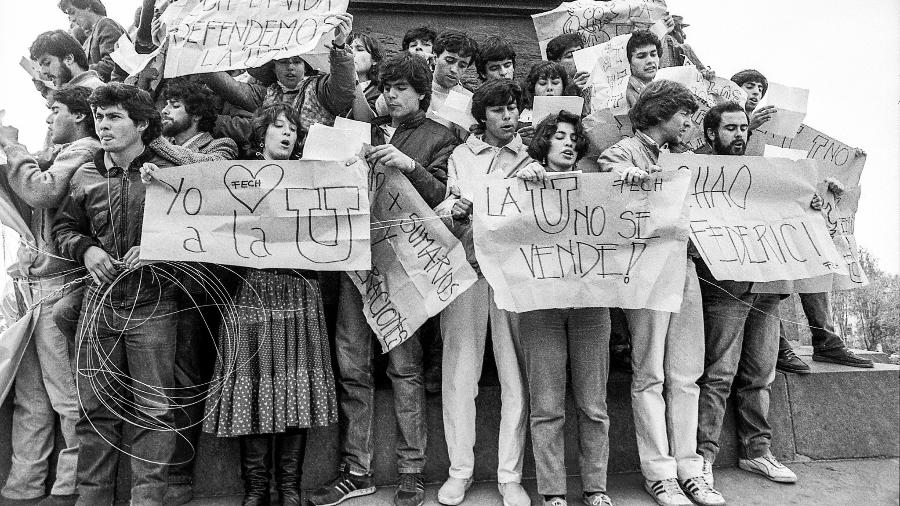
[778,292,845,353]
[74,297,178,506]
[520,307,611,496]
[2,278,79,500]
[696,260,781,461]
[334,273,426,475]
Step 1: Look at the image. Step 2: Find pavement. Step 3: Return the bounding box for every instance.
[182,458,899,505]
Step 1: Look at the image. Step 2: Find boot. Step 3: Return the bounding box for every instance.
[239,435,273,506]
[274,429,307,506]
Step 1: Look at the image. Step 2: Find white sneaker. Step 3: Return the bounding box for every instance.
[543,498,567,506]
[738,452,798,483]
[437,476,473,505]
[643,478,692,506]
[498,482,530,506]
[680,476,726,506]
[702,458,715,487]
[582,491,613,506]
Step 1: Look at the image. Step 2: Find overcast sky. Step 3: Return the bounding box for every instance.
[1,0,898,274]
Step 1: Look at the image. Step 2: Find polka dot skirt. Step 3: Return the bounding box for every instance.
[203,269,338,437]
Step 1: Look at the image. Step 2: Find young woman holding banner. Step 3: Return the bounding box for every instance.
[201,103,338,506]
[514,111,612,506]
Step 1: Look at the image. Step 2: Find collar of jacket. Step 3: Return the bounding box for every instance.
[93,146,154,177]
[463,132,525,155]
[634,129,664,155]
[373,110,427,132]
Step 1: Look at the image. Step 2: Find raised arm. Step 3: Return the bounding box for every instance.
[199,72,266,114]
[149,136,238,164]
[2,140,98,209]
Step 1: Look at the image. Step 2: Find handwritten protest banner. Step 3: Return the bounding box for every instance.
[162,0,348,78]
[351,166,477,352]
[532,0,668,58]
[140,159,370,270]
[661,153,845,282]
[473,170,692,313]
[748,123,865,188]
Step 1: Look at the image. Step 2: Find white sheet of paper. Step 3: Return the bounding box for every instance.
[531,95,585,124]
[434,90,477,129]
[110,33,161,76]
[334,116,372,145]
[764,144,808,161]
[650,18,669,40]
[302,123,363,161]
[19,57,55,90]
[572,44,606,74]
[755,82,809,138]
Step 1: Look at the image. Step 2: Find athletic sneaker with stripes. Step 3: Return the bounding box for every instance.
[643,478,692,506]
[306,464,376,506]
[395,472,426,506]
[680,476,726,506]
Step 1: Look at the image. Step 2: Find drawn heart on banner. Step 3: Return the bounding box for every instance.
[223,163,285,213]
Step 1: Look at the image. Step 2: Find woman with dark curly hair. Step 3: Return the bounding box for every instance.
[202,102,338,506]
[516,111,613,506]
[516,61,570,146]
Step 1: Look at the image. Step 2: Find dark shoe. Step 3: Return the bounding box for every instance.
[307,464,375,506]
[164,483,193,506]
[394,473,425,506]
[274,430,307,506]
[239,435,273,506]
[813,347,874,368]
[36,495,78,506]
[776,348,811,374]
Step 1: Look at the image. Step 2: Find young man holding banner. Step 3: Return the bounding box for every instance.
[692,102,798,486]
[436,79,532,506]
[309,52,458,506]
[598,80,725,506]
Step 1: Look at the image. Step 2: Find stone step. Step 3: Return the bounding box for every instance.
[1,356,897,502]
[171,457,900,506]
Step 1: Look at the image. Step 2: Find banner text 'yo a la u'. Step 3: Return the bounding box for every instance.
[162,0,349,78]
[661,153,845,282]
[351,165,477,353]
[473,170,692,313]
[140,159,370,270]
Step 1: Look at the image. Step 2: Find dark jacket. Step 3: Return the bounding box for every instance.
[83,17,125,82]
[370,110,459,208]
[53,147,175,307]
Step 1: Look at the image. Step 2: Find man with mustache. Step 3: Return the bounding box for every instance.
[693,101,798,488]
[599,80,725,506]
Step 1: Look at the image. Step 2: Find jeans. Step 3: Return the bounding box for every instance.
[520,307,611,496]
[75,297,178,506]
[53,283,85,357]
[169,289,218,484]
[778,292,845,353]
[440,277,527,484]
[624,258,704,481]
[695,261,782,461]
[334,273,426,475]
[2,278,79,500]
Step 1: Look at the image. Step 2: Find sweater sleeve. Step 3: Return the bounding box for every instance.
[149,136,238,164]
[314,47,357,117]
[52,174,100,262]
[200,72,266,113]
[2,141,95,209]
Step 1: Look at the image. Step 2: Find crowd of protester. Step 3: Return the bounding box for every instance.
[0,2,875,506]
